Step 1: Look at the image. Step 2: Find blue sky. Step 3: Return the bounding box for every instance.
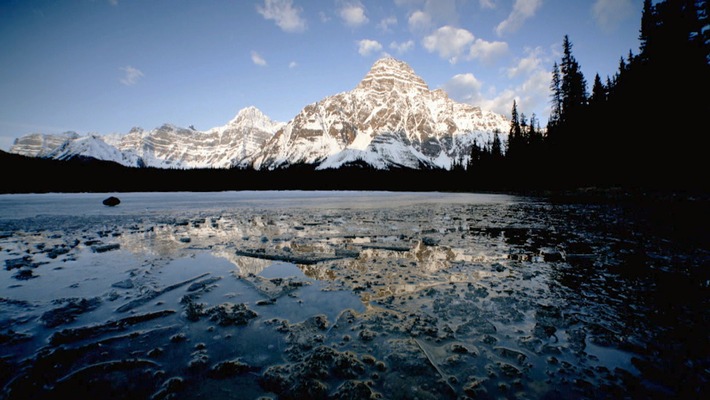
[0,0,644,150]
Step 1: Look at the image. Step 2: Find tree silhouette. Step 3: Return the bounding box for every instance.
[560,35,588,123]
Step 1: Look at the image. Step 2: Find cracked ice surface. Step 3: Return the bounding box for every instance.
[0,191,708,399]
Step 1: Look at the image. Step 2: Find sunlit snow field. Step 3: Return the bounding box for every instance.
[0,191,707,399]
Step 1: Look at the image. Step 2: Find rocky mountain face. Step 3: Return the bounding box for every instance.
[10,131,81,158]
[251,57,509,170]
[10,107,284,169]
[9,58,508,170]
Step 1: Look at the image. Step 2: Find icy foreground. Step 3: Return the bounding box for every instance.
[0,192,707,399]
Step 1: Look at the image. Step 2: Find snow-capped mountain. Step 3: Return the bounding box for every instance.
[250,57,509,170]
[9,58,509,170]
[10,131,81,158]
[10,106,284,168]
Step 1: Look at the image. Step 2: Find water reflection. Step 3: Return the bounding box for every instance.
[1,196,707,399]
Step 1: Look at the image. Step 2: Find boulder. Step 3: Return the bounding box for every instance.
[102,196,120,206]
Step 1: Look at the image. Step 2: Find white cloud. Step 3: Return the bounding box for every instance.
[394,0,420,6]
[422,25,474,63]
[390,40,415,54]
[479,0,496,9]
[506,46,544,78]
[119,66,143,86]
[108,0,119,6]
[339,2,369,27]
[495,0,542,37]
[443,73,484,104]
[289,61,298,68]
[251,51,267,66]
[592,0,635,32]
[468,38,508,65]
[357,39,383,56]
[256,0,307,33]
[442,56,552,120]
[408,10,432,32]
[378,16,398,32]
[398,0,460,28]
[514,69,552,117]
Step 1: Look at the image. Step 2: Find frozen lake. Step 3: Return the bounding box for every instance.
[0,191,515,219]
[0,191,707,399]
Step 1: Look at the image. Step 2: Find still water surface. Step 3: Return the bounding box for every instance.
[0,191,707,399]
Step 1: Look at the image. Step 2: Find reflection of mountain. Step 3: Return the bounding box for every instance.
[113,216,504,290]
[223,255,274,276]
[114,217,294,274]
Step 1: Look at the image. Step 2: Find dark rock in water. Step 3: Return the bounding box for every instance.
[91,243,120,253]
[209,359,252,378]
[102,196,121,206]
[207,303,258,326]
[5,256,34,270]
[40,297,102,328]
[422,236,440,246]
[112,279,134,289]
[13,267,38,280]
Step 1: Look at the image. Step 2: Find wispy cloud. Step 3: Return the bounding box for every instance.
[506,46,543,78]
[378,16,398,32]
[256,0,307,33]
[469,38,509,65]
[251,51,267,66]
[443,44,552,119]
[357,39,383,56]
[339,1,369,27]
[422,25,474,64]
[319,11,331,23]
[408,10,432,32]
[289,61,298,68]
[495,0,542,37]
[119,66,144,86]
[397,0,461,29]
[443,73,485,104]
[479,0,496,9]
[390,40,415,55]
[108,0,119,6]
[592,0,635,32]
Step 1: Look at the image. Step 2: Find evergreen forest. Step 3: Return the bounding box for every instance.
[466,0,709,190]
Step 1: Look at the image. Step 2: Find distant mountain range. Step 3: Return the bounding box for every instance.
[10,57,509,170]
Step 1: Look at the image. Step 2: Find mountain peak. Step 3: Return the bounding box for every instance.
[228,106,269,126]
[356,57,429,94]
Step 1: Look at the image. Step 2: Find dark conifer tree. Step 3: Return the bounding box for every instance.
[491,132,503,162]
[639,0,655,58]
[543,35,591,185]
[548,62,562,130]
[589,74,606,106]
[528,114,541,146]
[506,100,523,162]
[559,35,588,122]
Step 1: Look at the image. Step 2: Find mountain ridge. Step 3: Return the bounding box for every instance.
[10,57,509,170]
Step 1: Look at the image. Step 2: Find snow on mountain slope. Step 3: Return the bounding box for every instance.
[9,58,508,170]
[49,134,144,166]
[10,107,283,168]
[10,132,80,158]
[250,57,509,170]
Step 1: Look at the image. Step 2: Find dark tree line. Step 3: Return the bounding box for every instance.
[468,0,709,190]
